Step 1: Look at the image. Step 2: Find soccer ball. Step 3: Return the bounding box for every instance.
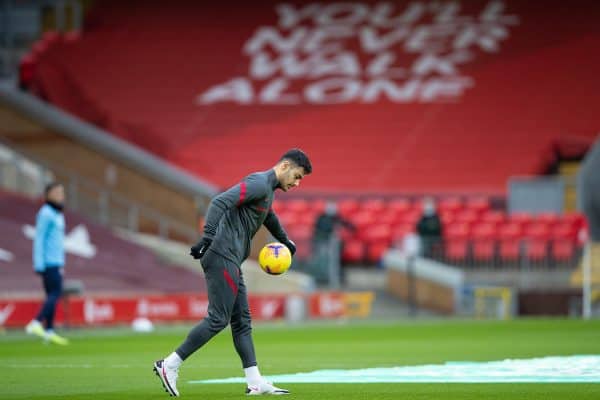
[258,242,292,275]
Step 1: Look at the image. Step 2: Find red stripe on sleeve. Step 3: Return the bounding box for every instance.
[238,181,247,206]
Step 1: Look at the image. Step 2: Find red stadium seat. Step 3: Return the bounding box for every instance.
[289,225,313,241]
[551,223,577,241]
[536,212,559,228]
[387,198,412,215]
[465,197,491,214]
[362,224,392,245]
[444,223,470,263]
[471,223,497,263]
[398,209,421,226]
[278,212,299,227]
[445,239,469,263]
[286,199,310,214]
[525,239,548,262]
[338,199,360,218]
[525,223,551,240]
[498,222,522,262]
[472,240,495,263]
[440,211,456,227]
[361,199,386,214]
[523,223,550,262]
[552,240,575,262]
[342,240,365,263]
[445,222,470,239]
[272,199,286,214]
[438,197,463,214]
[550,222,578,264]
[498,222,522,240]
[561,212,586,231]
[454,210,480,226]
[499,239,521,262]
[480,210,506,227]
[381,210,401,226]
[297,211,318,227]
[351,211,376,231]
[310,199,327,214]
[509,212,533,230]
[366,243,389,263]
[391,224,414,242]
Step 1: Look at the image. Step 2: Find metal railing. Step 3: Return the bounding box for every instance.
[0,141,198,242]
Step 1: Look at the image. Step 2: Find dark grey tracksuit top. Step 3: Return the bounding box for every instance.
[202,169,289,265]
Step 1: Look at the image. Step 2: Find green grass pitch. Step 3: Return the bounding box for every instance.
[2,318,600,399]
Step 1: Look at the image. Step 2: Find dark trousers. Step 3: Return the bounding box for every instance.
[35,267,63,330]
[176,250,256,368]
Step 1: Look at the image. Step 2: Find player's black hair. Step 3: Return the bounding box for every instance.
[44,182,63,197]
[280,148,312,174]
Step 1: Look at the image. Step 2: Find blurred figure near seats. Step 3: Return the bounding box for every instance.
[416,197,443,258]
[24,182,69,345]
[313,201,354,244]
[313,201,355,284]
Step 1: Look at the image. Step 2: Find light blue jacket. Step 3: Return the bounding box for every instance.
[33,203,65,272]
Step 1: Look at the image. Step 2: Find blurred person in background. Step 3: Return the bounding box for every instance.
[312,201,355,282]
[24,182,69,345]
[416,197,443,258]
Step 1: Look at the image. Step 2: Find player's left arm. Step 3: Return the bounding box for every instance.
[263,210,296,255]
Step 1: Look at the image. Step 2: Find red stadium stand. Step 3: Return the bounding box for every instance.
[26,1,600,194]
[272,198,583,268]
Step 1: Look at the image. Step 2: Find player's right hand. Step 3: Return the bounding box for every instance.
[190,237,212,259]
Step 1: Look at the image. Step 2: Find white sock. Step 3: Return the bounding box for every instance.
[165,352,183,369]
[244,366,263,386]
[29,320,42,327]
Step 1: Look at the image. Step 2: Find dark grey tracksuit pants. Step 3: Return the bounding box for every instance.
[175,250,257,368]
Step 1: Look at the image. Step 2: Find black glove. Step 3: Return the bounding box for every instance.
[190,237,212,260]
[283,239,296,256]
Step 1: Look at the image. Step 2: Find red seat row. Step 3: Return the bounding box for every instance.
[274,198,587,265]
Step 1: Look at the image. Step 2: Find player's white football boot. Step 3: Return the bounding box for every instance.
[45,330,69,345]
[246,381,290,395]
[153,359,180,397]
[25,320,46,338]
